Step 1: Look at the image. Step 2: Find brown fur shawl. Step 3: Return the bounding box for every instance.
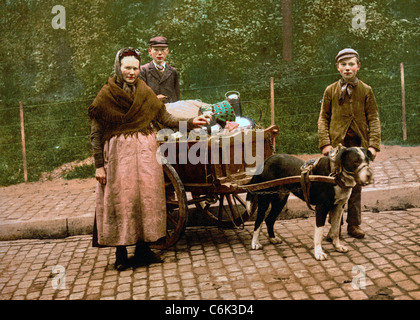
[88,77,189,141]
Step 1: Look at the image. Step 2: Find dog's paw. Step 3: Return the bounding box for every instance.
[334,244,349,253]
[251,240,263,250]
[269,236,282,245]
[314,247,328,261]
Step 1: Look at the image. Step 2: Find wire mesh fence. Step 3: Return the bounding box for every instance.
[0,64,419,186]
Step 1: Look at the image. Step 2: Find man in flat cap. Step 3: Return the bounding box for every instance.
[140,36,181,103]
[318,48,381,239]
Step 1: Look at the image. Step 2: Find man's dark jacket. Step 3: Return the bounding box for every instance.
[139,61,181,103]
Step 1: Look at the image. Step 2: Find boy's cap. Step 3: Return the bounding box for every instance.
[149,36,168,47]
[335,48,359,62]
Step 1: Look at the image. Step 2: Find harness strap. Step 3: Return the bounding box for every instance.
[300,157,321,212]
[300,169,315,211]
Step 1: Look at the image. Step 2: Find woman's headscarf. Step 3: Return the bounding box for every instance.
[114,47,141,97]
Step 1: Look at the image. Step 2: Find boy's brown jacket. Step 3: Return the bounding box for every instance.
[318,79,381,151]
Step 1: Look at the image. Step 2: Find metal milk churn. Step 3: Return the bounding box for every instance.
[225,91,242,116]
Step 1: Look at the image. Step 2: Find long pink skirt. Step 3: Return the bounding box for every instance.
[93,133,166,247]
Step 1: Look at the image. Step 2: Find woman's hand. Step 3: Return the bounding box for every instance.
[321,145,333,156]
[95,167,107,185]
[192,115,209,127]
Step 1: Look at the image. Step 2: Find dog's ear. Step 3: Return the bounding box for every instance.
[363,148,374,162]
[328,144,345,161]
[333,148,347,169]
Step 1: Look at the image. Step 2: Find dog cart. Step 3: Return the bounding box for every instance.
[150,122,280,249]
[150,96,339,250]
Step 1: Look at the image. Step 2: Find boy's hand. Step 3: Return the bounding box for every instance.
[95,167,107,185]
[321,145,333,156]
[157,94,168,101]
[368,147,377,160]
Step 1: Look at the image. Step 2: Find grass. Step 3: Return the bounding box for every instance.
[62,164,95,180]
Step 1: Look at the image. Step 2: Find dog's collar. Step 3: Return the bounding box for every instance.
[334,171,357,189]
[329,158,358,189]
[301,155,357,189]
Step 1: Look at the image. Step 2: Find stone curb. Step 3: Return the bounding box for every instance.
[0,214,93,241]
[1,183,418,241]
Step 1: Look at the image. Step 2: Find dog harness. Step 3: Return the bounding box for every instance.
[300,145,361,210]
[300,158,322,211]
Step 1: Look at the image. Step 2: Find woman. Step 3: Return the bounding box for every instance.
[89,47,207,270]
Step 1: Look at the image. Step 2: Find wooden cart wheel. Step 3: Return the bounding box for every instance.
[192,192,255,228]
[150,163,188,250]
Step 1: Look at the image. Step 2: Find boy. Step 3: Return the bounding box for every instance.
[140,36,181,103]
[318,48,381,238]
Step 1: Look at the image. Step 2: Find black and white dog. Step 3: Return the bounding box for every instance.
[246,146,373,260]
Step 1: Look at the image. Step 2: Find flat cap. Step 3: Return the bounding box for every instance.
[335,48,359,62]
[149,36,168,47]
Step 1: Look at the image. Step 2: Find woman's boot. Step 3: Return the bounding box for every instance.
[114,246,129,271]
[133,242,163,267]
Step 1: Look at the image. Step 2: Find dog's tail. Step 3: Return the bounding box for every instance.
[246,197,255,215]
[245,175,258,214]
[246,197,253,215]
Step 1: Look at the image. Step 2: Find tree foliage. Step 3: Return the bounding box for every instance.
[0,0,418,101]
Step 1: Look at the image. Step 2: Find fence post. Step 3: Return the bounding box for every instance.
[400,62,407,141]
[270,77,276,150]
[19,101,28,182]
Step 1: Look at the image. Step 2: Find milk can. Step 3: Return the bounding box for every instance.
[225,91,242,116]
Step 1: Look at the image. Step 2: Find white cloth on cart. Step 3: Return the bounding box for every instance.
[165,100,210,118]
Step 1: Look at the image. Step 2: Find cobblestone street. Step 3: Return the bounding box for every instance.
[1,150,419,306]
[1,209,419,301]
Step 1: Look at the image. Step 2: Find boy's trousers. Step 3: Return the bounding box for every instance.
[344,133,363,226]
[347,184,362,226]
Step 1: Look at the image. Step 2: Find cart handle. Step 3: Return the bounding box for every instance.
[243,175,337,192]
